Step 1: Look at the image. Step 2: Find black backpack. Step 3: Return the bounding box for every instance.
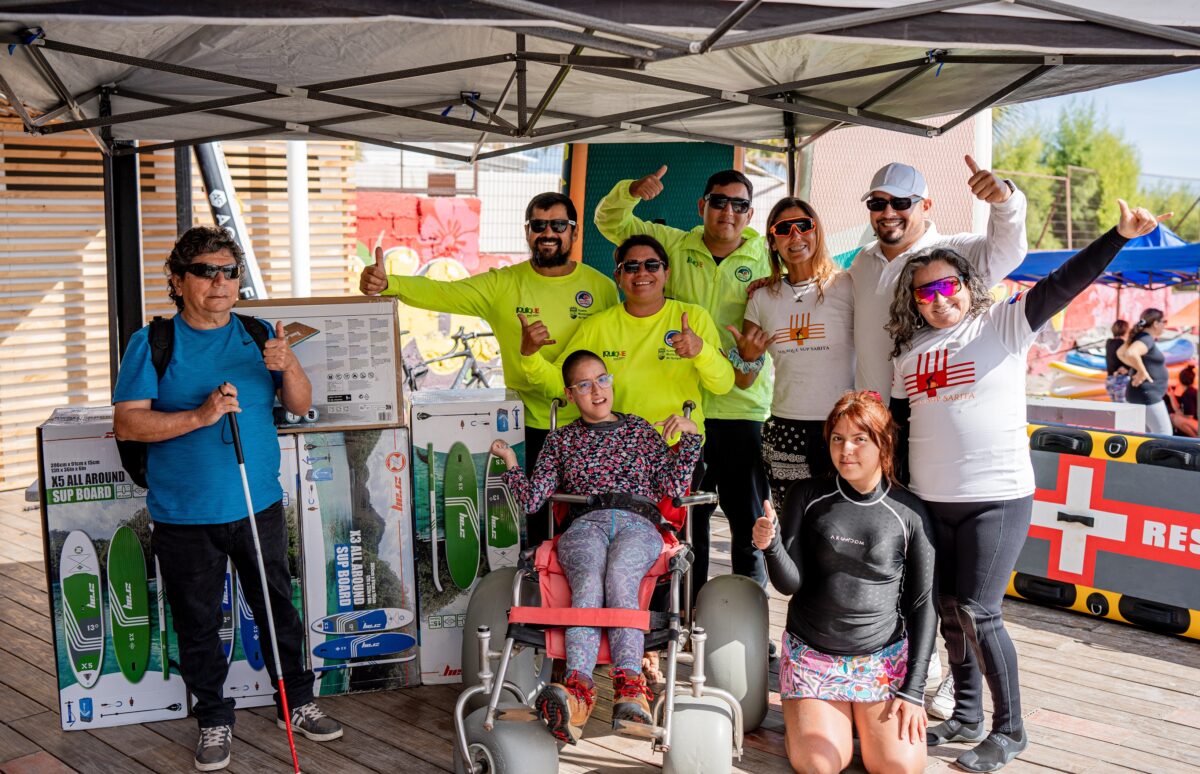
[116,314,271,489]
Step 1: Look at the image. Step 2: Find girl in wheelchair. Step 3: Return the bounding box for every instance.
[489,349,702,744]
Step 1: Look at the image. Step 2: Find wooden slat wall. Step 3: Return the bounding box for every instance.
[0,118,358,489]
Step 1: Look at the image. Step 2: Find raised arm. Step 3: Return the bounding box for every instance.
[758,492,806,596]
[1024,201,1168,331]
[360,246,494,317]
[593,168,690,250]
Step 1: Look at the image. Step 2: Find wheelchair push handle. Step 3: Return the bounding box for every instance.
[549,396,568,431]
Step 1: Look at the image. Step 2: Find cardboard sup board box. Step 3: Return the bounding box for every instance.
[212,434,306,710]
[409,390,526,684]
[298,428,421,695]
[38,407,187,730]
[240,296,406,433]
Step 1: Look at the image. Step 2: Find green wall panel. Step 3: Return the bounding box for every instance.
[567,142,735,277]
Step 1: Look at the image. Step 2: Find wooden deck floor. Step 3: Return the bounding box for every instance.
[2,488,1199,773]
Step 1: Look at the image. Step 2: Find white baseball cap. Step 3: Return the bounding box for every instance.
[862,162,929,201]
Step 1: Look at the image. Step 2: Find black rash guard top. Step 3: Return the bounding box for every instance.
[763,476,936,705]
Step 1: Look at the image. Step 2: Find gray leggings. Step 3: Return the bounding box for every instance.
[557,509,662,676]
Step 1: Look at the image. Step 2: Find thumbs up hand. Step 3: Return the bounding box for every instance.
[1116,198,1172,239]
[630,165,668,201]
[359,245,390,295]
[965,154,1011,204]
[752,499,778,550]
[669,312,704,359]
[263,320,299,373]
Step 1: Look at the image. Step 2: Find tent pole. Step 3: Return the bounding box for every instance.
[1012,0,1200,50]
[937,65,1055,135]
[101,90,144,381]
[704,0,993,52]
[38,92,287,136]
[473,0,693,52]
[174,147,192,236]
[572,65,935,135]
[516,34,528,132]
[506,26,655,59]
[695,0,763,54]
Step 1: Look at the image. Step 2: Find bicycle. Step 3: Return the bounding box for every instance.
[400,326,500,392]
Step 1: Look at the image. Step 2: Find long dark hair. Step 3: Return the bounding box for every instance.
[763,197,837,302]
[886,247,994,359]
[1126,308,1164,343]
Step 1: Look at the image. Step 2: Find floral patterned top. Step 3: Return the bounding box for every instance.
[502,413,703,515]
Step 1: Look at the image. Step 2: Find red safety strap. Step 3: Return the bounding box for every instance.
[508,606,652,631]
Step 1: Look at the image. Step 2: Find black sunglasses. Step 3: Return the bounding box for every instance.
[770,218,816,237]
[618,259,665,274]
[865,196,921,212]
[704,194,751,214]
[526,218,576,234]
[183,262,242,280]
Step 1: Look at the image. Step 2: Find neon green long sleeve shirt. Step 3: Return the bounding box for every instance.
[594,180,774,422]
[520,298,734,438]
[383,260,619,429]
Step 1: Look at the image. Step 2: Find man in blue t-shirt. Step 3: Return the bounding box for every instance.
[113,226,341,772]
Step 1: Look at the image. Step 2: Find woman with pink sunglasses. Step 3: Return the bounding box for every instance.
[885,200,1167,772]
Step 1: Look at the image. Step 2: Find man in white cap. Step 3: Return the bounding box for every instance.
[847,156,1025,721]
[850,157,1027,398]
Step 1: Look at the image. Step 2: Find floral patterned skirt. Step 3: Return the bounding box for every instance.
[778,631,908,703]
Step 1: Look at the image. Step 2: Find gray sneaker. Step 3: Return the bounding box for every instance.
[926,674,956,720]
[194,724,232,772]
[278,702,343,741]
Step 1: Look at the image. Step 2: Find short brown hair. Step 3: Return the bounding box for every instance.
[823,391,898,484]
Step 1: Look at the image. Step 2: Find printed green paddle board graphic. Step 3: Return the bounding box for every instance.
[60,530,104,688]
[485,454,520,570]
[443,441,480,590]
[107,526,151,683]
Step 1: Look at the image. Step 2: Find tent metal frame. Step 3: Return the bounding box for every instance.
[1,0,1199,367]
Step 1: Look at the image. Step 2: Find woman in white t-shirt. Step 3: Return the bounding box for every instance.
[729,197,855,504]
[885,200,1165,773]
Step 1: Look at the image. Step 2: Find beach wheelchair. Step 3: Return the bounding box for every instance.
[453,400,769,774]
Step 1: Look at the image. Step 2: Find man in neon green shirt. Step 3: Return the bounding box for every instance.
[521,235,733,439]
[360,192,619,545]
[595,167,772,599]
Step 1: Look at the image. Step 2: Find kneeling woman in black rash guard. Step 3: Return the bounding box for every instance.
[753,391,934,774]
[885,200,1166,773]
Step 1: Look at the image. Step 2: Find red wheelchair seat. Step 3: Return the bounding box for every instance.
[507,530,687,664]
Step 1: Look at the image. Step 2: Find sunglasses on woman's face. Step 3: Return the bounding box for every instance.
[866,196,921,212]
[184,262,242,280]
[770,218,816,237]
[912,275,962,304]
[618,259,665,274]
[568,373,614,394]
[704,193,752,214]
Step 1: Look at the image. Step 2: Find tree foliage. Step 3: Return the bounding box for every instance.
[994,99,1147,249]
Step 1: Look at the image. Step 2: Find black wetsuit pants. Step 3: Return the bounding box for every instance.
[153,500,314,729]
[926,496,1032,735]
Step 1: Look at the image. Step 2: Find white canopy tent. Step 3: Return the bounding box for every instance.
[0,0,1198,159]
[0,0,1197,368]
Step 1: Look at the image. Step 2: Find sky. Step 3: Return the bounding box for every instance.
[1022,68,1200,183]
